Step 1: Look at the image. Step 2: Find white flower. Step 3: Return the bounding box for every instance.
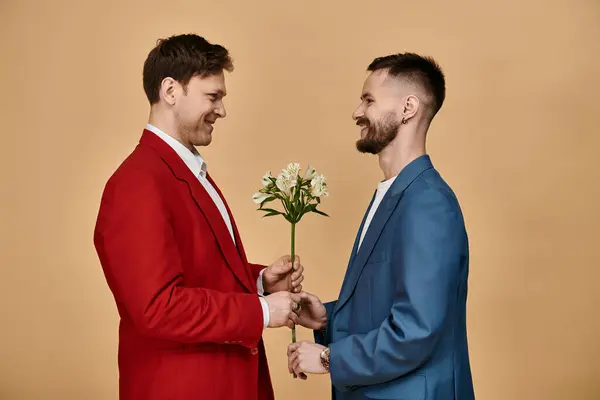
[304,165,316,180]
[283,162,301,180]
[253,192,270,204]
[276,173,296,196]
[310,174,328,197]
[261,171,273,187]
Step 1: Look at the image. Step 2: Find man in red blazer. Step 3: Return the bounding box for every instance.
[93,33,304,400]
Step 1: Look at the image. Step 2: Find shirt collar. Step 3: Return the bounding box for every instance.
[145,123,207,178]
[377,174,397,190]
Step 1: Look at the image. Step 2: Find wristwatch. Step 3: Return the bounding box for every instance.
[320,347,330,371]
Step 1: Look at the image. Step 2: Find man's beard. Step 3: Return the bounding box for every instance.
[355,112,401,154]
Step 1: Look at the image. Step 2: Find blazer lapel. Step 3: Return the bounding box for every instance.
[333,191,376,313]
[206,173,256,288]
[334,155,434,314]
[140,131,255,293]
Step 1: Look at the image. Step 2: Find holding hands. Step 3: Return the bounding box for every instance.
[291,291,327,330]
[263,255,304,293]
[263,255,304,329]
[288,341,329,379]
[287,291,330,379]
[260,255,330,379]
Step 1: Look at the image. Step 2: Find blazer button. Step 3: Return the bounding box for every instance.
[251,348,258,355]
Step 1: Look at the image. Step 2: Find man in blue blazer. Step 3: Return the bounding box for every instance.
[287,53,475,399]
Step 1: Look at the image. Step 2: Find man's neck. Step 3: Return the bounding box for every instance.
[148,110,193,151]
[378,129,426,180]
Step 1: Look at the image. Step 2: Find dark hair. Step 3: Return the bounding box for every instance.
[368,53,445,118]
[142,33,234,104]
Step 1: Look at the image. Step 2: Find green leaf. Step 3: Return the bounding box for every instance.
[259,208,281,214]
[283,214,293,223]
[312,208,330,217]
[259,197,276,209]
[303,203,317,213]
[263,211,283,217]
[272,192,287,201]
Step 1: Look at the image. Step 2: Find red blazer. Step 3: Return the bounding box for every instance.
[94,130,274,400]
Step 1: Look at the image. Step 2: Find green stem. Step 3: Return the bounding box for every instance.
[291,222,297,378]
[291,222,296,344]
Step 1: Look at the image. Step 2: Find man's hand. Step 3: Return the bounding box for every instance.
[263,255,304,293]
[290,291,327,330]
[288,341,329,379]
[264,291,302,328]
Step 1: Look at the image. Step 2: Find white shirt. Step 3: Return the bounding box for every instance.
[146,124,270,328]
[357,175,398,251]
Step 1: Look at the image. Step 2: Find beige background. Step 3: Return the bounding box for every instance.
[1,0,600,399]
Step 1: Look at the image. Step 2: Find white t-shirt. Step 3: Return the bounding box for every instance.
[357,175,397,251]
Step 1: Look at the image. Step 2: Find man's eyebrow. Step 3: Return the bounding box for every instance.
[207,89,226,96]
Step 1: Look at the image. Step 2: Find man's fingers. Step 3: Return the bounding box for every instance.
[286,311,296,329]
[292,359,303,376]
[282,261,293,273]
[297,290,313,300]
[288,350,298,374]
[292,274,305,287]
[291,265,304,280]
[274,256,293,273]
[289,292,302,303]
[290,312,299,324]
[281,255,300,268]
[297,291,317,305]
[288,350,301,376]
[288,349,300,366]
[288,342,301,352]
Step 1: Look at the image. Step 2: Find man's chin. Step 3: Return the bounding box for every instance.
[193,133,212,147]
[356,139,380,154]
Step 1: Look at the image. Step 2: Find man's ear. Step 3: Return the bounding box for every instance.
[159,77,177,106]
[400,94,419,123]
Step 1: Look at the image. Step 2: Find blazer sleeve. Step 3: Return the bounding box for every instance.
[248,263,268,288]
[329,187,465,391]
[93,169,263,348]
[314,300,337,345]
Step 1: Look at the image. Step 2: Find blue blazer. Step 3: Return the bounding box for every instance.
[315,155,475,400]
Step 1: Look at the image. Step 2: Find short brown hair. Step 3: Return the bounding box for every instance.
[142,33,234,104]
[368,53,445,119]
